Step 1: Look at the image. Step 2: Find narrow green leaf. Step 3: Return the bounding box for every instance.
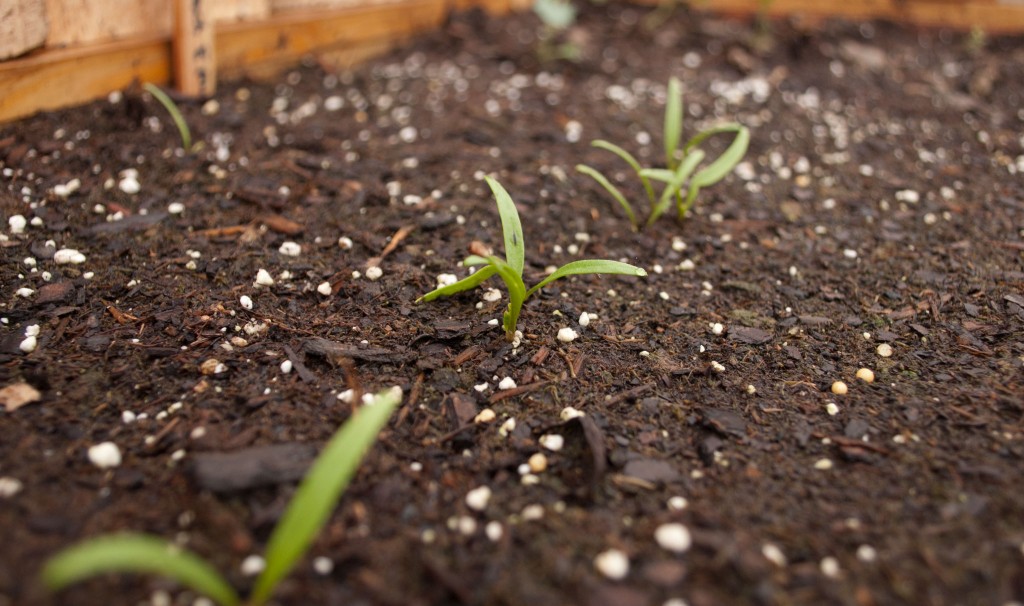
[678,126,748,218]
[485,177,525,276]
[417,266,497,303]
[575,164,638,229]
[646,150,705,226]
[250,387,401,605]
[533,0,576,30]
[526,260,646,297]
[637,168,676,183]
[487,257,528,340]
[592,140,655,203]
[681,122,745,155]
[143,83,192,151]
[664,77,683,170]
[41,534,239,606]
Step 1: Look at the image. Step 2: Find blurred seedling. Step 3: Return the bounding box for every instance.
[533,0,580,63]
[418,176,646,341]
[42,387,402,606]
[576,77,750,230]
[143,83,193,151]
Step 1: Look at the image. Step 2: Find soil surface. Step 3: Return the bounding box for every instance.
[2,5,1024,605]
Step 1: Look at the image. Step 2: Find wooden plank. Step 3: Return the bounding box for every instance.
[173,0,217,96]
[216,0,448,79]
[0,36,170,121]
[0,0,47,60]
[43,0,173,48]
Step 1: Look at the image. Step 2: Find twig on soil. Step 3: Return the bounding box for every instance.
[367,224,415,267]
[282,345,316,383]
[488,380,556,404]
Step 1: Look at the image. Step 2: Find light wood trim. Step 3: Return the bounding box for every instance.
[174,0,217,96]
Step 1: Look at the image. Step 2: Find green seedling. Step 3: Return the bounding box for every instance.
[533,0,580,63]
[418,176,646,341]
[143,83,193,151]
[576,77,750,230]
[41,387,402,606]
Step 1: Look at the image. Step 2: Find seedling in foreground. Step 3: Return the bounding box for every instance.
[41,387,402,606]
[143,83,193,151]
[533,0,580,63]
[418,176,647,341]
[576,77,750,230]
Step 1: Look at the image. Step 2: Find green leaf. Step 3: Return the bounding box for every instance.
[417,266,498,303]
[637,168,676,183]
[41,534,239,606]
[143,83,192,151]
[679,126,749,218]
[575,164,638,229]
[644,149,705,226]
[664,77,683,170]
[681,122,746,155]
[533,0,576,30]
[485,177,525,276]
[250,387,401,605]
[592,140,655,204]
[486,256,528,340]
[526,260,646,297]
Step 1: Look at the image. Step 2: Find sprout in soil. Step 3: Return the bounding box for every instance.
[533,0,580,63]
[143,83,193,151]
[418,176,647,341]
[41,386,402,606]
[576,77,750,230]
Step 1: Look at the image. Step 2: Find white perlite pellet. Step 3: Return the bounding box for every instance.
[876,343,893,357]
[8,215,27,233]
[53,249,87,264]
[239,295,254,310]
[557,327,578,343]
[539,434,564,452]
[365,266,383,281]
[856,545,877,563]
[667,496,689,511]
[240,555,265,576]
[762,543,787,567]
[474,408,496,423]
[167,202,185,215]
[578,311,591,327]
[278,241,302,256]
[654,523,692,554]
[485,521,503,542]
[820,556,841,578]
[814,458,834,470]
[280,360,293,374]
[87,442,122,469]
[317,281,332,296]
[498,377,517,390]
[560,406,584,420]
[465,486,492,512]
[313,556,334,575]
[594,549,630,580]
[254,269,275,287]
[0,477,23,498]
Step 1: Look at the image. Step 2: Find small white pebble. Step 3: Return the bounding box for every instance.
[474,408,496,423]
[498,377,517,390]
[539,434,564,452]
[8,215,27,234]
[831,381,848,395]
[239,555,265,576]
[856,545,877,563]
[528,453,548,473]
[876,343,893,357]
[711,361,726,373]
[856,368,875,383]
[336,389,354,403]
[167,202,185,215]
[0,477,23,498]
[278,241,302,256]
[338,236,353,250]
[640,351,651,358]
[499,417,516,437]
[820,556,841,578]
[473,382,489,393]
[667,496,689,511]
[485,521,503,542]
[678,259,696,271]
[557,327,578,343]
[19,336,38,353]
[317,281,333,296]
[594,549,630,580]
[671,237,687,252]
[365,266,383,281]
[482,288,502,302]
[87,442,122,469]
[655,523,692,554]
[119,176,140,194]
[436,273,458,288]
[16,288,34,298]
[710,322,724,335]
[825,402,839,416]
[814,458,834,470]
[762,543,787,567]
[254,269,275,287]
[313,556,334,575]
[54,249,87,264]
[521,504,545,521]
[842,249,858,259]
[578,311,591,327]
[465,486,492,512]
[560,406,584,420]
[239,295,254,310]
[280,360,293,374]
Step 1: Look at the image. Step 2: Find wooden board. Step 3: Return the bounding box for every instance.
[0,0,47,60]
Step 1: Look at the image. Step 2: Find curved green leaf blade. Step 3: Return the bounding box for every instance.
[143,83,192,151]
[485,177,525,276]
[575,164,638,229]
[592,140,655,203]
[664,77,683,170]
[644,149,705,226]
[41,533,239,606]
[678,126,749,219]
[250,387,402,605]
[487,257,528,340]
[526,260,646,297]
[681,122,746,155]
[417,265,497,302]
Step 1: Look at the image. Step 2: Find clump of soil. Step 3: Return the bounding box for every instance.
[1,4,1023,605]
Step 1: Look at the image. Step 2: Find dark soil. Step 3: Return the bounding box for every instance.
[2,5,1024,605]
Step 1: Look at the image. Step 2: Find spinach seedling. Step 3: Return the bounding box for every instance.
[41,387,402,606]
[418,177,646,341]
[576,77,750,230]
[533,0,580,63]
[143,83,193,151]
